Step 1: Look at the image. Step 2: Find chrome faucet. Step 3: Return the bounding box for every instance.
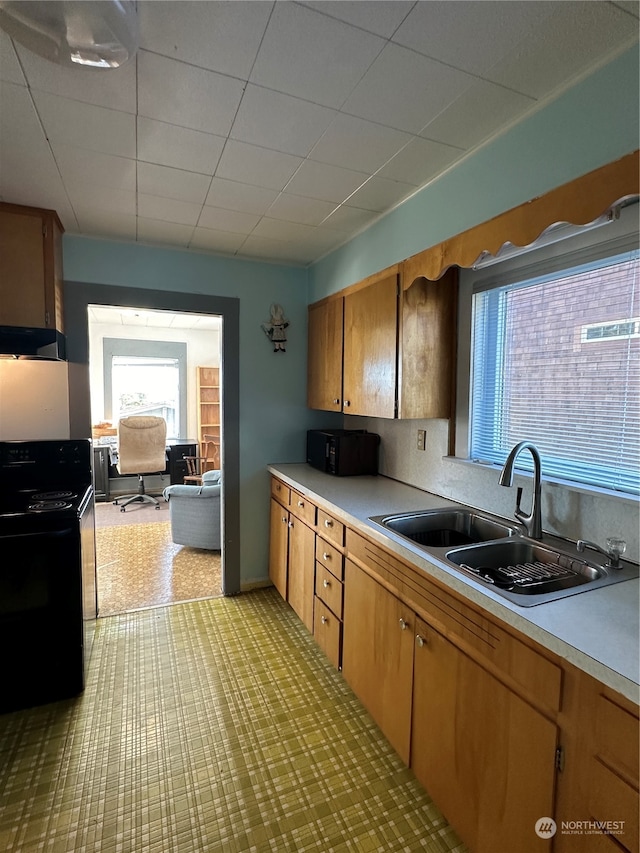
[499,441,543,540]
[577,537,626,570]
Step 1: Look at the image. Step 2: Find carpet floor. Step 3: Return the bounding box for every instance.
[96,518,222,617]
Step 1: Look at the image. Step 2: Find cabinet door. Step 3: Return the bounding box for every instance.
[411,616,557,853]
[343,274,397,417]
[286,517,315,632]
[307,298,343,411]
[0,207,47,327]
[268,498,289,600]
[342,559,414,764]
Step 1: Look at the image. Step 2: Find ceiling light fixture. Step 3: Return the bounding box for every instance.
[472,209,619,270]
[0,0,139,69]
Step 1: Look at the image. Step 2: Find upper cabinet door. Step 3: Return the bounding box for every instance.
[343,273,397,418]
[307,297,344,412]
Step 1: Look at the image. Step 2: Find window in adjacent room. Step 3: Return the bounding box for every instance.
[470,246,639,495]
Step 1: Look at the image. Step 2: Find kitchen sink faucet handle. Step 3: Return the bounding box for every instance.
[576,537,626,569]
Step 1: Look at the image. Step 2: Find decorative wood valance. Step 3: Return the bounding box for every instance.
[402,149,639,288]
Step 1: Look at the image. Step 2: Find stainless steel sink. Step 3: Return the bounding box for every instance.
[369,508,520,548]
[446,539,639,606]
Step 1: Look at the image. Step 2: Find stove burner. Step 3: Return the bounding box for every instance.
[32,490,76,502]
[28,500,73,512]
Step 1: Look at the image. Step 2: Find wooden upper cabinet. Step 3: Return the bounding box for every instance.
[0,202,64,331]
[307,297,343,411]
[398,267,457,419]
[343,273,398,418]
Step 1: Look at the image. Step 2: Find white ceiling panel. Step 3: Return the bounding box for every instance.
[284,161,368,204]
[138,51,245,136]
[249,2,384,108]
[32,92,136,159]
[137,162,211,205]
[230,84,336,157]
[309,114,412,173]
[1,0,635,268]
[138,0,270,78]
[216,141,302,192]
[302,1,414,38]
[204,179,279,215]
[137,117,225,175]
[341,42,474,134]
[197,206,261,235]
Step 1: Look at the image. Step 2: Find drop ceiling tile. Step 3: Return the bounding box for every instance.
[420,79,535,151]
[392,1,556,77]
[138,0,270,78]
[51,143,136,192]
[0,32,25,84]
[303,1,414,38]
[66,185,136,217]
[484,1,640,98]
[251,217,319,243]
[138,51,244,137]
[204,178,278,215]
[231,85,336,157]
[614,1,639,17]
[32,92,135,159]
[216,140,302,192]
[266,193,337,226]
[138,194,202,227]
[320,204,379,233]
[239,234,309,264]
[197,206,260,235]
[342,42,474,134]
[377,136,462,186]
[347,175,416,212]
[137,218,194,247]
[74,211,137,241]
[15,45,136,112]
[189,228,247,254]
[137,162,210,205]
[250,3,384,108]
[284,160,368,204]
[309,113,412,173]
[137,117,225,175]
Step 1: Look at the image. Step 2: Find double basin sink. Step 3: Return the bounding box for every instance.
[368,508,638,606]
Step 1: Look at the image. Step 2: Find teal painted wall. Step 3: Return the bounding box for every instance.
[62,238,338,583]
[308,44,639,301]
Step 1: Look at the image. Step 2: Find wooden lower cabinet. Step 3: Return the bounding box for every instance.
[411,615,557,853]
[269,497,289,599]
[286,516,315,632]
[342,559,414,765]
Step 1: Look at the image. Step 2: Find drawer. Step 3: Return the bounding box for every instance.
[596,694,639,783]
[289,490,316,526]
[317,509,344,548]
[315,537,344,580]
[271,477,290,506]
[314,597,342,670]
[589,758,638,852]
[315,562,343,619]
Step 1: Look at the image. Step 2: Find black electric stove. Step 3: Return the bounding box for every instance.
[0,440,97,713]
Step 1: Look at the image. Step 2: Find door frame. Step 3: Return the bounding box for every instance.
[64,281,241,596]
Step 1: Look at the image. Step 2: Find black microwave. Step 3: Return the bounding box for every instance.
[306,429,380,476]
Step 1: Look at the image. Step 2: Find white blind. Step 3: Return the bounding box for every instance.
[470,249,640,495]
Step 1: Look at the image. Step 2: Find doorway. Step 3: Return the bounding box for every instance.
[88,304,223,616]
[64,281,241,601]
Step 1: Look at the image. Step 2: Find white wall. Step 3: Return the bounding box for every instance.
[0,360,70,439]
[88,319,220,441]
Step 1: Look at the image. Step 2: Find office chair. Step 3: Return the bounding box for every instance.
[113,416,167,511]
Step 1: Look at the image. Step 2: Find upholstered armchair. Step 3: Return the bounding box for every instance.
[162,469,221,550]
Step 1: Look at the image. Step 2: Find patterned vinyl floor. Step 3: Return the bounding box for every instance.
[0,589,466,853]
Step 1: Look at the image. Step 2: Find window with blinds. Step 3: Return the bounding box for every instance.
[470,249,640,495]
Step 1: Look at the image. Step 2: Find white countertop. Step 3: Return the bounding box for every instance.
[268,464,640,705]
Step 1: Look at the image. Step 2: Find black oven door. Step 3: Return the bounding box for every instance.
[0,519,87,713]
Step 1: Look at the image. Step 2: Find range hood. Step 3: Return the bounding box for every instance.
[0,326,67,360]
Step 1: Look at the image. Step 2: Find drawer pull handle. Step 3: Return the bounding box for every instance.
[321,616,328,625]
[322,552,331,560]
[399,618,409,631]
[416,634,427,647]
[323,579,330,588]
[324,519,333,528]
[288,521,293,528]
[297,500,304,507]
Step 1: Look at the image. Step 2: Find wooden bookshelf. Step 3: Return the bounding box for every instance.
[196,366,220,469]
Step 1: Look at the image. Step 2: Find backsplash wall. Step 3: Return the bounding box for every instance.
[346,415,640,564]
[0,360,70,440]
